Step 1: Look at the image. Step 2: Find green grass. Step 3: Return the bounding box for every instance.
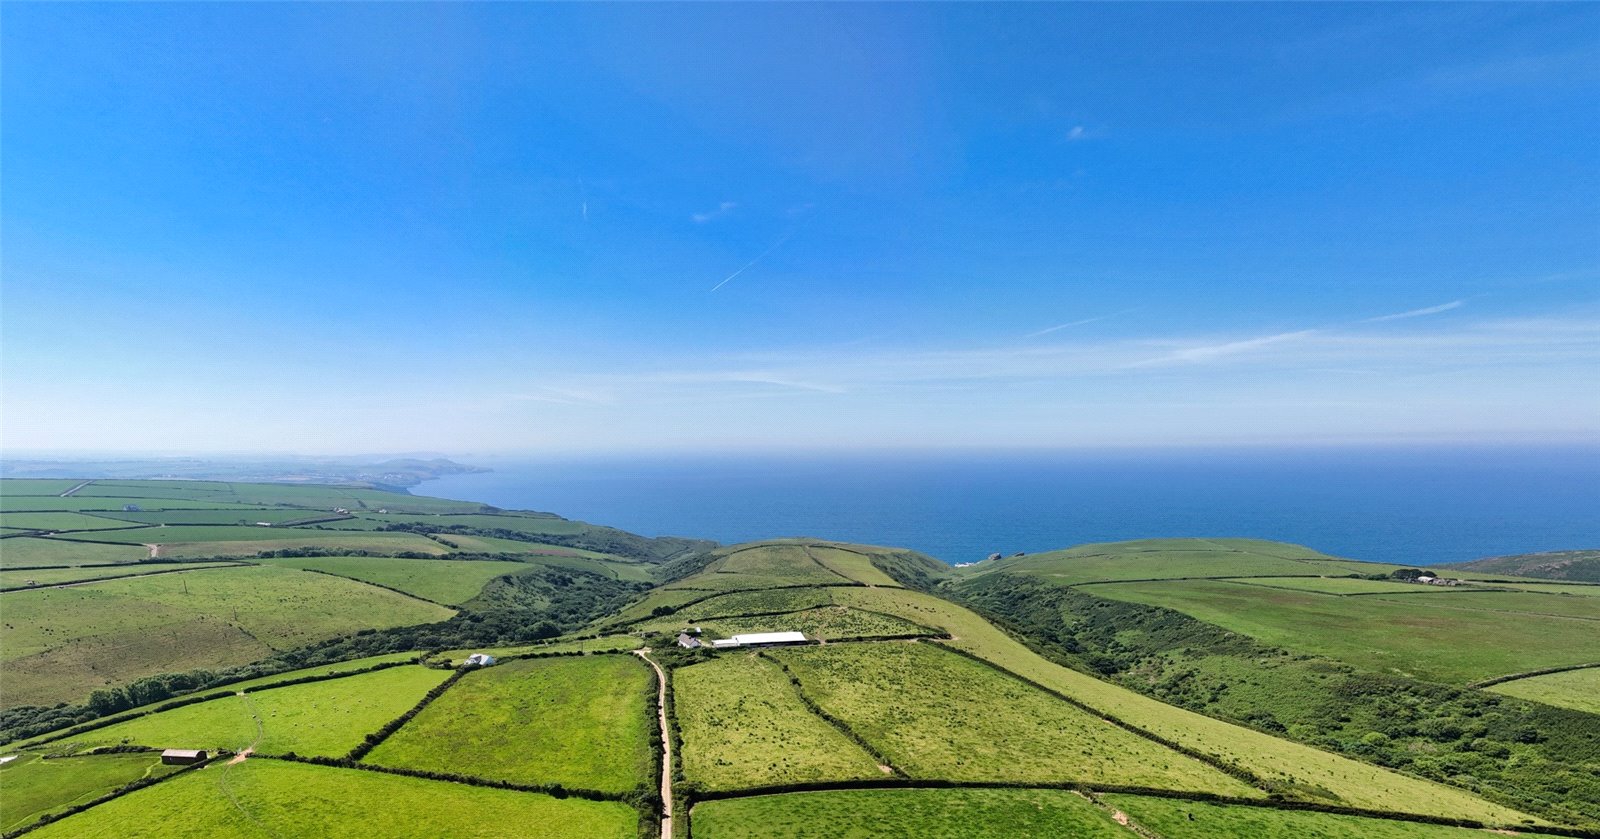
[95,508,340,526]
[25,757,638,839]
[1371,589,1600,621]
[0,751,179,832]
[1,565,452,709]
[1087,579,1600,684]
[804,546,903,586]
[0,512,148,532]
[691,787,1128,839]
[675,653,885,790]
[668,543,854,592]
[154,532,451,558]
[1486,668,1600,715]
[53,665,451,757]
[0,479,90,496]
[1488,582,1600,597]
[771,642,1255,793]
[359,512,588,534]
[673,587,837,621]
[966,538,1400,586]
[829,586,1538,823]
[606,588,714,625]
[0,496,263,513]
[364,655,655,794]
[0,562,241,589]
[0,537,149,568]
[434,635,641,665]
[1103,795,1540,837]
[257,556,519,604]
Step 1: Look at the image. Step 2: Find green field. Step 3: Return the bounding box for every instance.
[0,537,149,568]
[1490,582,1600,597]
[0,750,179,832]
[0,496,263,513]
[691,787,1128,838]
[772,642,1255,793]
[673,587,836,621]
[0,562,241,589]
[2,565,452,709]
[365,655,654,794]
[0,512,147,532]
[829,586,1537,823]
[606,588,715,625]
[675,653,885,789]
[669,543,855,591]
[53,665,451,757]
[96,508,344,526]
[1087,579,1600,684]
[966,538,1401,585]
[0,478,91,496]
[1486,668,1600,715]
[258,556,520,604]
[434,635,642,665]
[25,757,638,839]
[358,512,587,534]
[1103,795,1538,838]
[804,546,903,586]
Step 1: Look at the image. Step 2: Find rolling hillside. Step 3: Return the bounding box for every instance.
[1442,550,1600,582]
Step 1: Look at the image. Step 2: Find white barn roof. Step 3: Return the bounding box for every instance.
[730,632,807,645]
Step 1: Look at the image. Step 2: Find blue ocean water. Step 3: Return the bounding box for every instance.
[418,446,1600,566]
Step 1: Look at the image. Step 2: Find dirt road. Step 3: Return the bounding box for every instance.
[635,649,674,838]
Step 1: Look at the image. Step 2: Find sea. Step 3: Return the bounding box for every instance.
[416,446,1600,567]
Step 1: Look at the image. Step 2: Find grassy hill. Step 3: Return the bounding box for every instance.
[4,483,1594,837]
[1442,549,1600,582]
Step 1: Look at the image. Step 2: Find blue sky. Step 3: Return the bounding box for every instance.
[3,3,1596,454]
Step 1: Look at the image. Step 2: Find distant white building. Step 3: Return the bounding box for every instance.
[677,633,702,649]
[463,653,496,667]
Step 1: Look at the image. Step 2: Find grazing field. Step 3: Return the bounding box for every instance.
[1087,579,1600,684]
[1377,589,1600,621]
[53,665,451,757]
[669,544,854,591]
[675,587,837,620]
[364,655,654,794]
[966,538,1402,585]
[0,537,149,568]
[0,478,91,496]
[156,532,451,558]
[0,562,241,589]
[1103,795,1536,838]
[1487,668,1600,715]
[258,556,520,604]
[0,750,179,832]
[674,653,885,789]
[644,606,931,641]
[96,508,343,526]
[0,495,262,513]
[2,565,452,708]
[772,642,1254,793]
[1221,577,1461,595]
[359,512,587,534]
[691,787,1127,839]
[434,635,642,665]
[25,757,639,839]
[804,546,903,586]
[1489,582,1600,597]
[831,586,1537,823]
[0,512,146,532]
[606,588,714,625]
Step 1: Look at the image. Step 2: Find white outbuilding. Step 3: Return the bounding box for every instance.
[709,631,808,649]
[463,653,497,667]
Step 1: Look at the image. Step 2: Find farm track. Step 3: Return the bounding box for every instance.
[635,649,674,839]
[58,481,93,497]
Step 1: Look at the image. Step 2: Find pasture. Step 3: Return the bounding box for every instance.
[97,508,341,526]
[0,562,241,590]
[0,478,92,496]
[0,750,179,832]
[967,538,1402,585]
[675,587,836,621]
[364,655,654,795]
[674,653,885,789]
[669,543,854,591]
[24,757,639,839]
[258,556,520,605]
[53,665,450,758]
[804,545,903,586]
[1,565,451,709]
[1487,668,1600,715]
[771,642,1255,793]
[0,537,148,568]
[0,512,147,532]
[691,787,1127,839]
[1220,577,1458,595]
[1086,579,1600,684]
[434,634,641,665]
[361,512,587,534]
[1103,795,1539,838]
[831,586,1537,823]
[643,606,931,641]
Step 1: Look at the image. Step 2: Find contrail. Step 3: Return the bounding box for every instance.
[579,178,589,222]
[1024,308,1138,338]
[711,233,793,291]
[1362,300,1463,323]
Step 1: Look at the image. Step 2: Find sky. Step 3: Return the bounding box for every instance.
[2,3,1597,455]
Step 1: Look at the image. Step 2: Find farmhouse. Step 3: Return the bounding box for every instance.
[161,749,207,765]
[677,633,702,649]
[708,631,808,649]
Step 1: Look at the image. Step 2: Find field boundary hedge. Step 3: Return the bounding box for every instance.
[270,753,628,803]
[0,562,253,592]
[754,652,906,781]
[1,752,219,838]
[603,584,874,631]
[1471,661,1600,689]
[685,779,1600,838]
[290,566,459,608]
[347,668,467,761]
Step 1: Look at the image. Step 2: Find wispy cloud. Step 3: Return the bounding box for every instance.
[1363,300,1463,323]
[1129,330,1319,367]
[692,201,737,224]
